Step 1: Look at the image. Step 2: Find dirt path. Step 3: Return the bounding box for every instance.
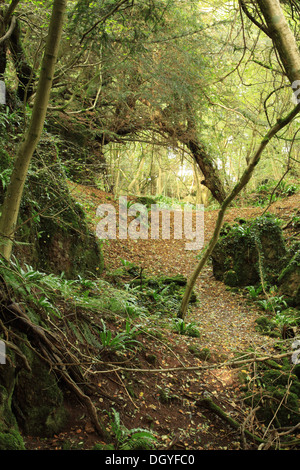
[70,183,299,358]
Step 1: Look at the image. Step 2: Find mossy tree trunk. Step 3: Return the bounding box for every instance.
[0,0,67,260]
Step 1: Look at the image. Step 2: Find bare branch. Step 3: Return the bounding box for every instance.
[0,15,15,44]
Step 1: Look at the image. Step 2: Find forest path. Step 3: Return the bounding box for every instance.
[69,182,299,358]
[26,183,297,452]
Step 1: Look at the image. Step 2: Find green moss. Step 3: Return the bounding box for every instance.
[224,269,238,287]
[0,428,25,450]
[212,214,287,287]
[263,369,300,394]
[0,385,17,430]
[14,149,104,278]
[278,251,300,306]
[0,376,26,450]
[12,345,68,437]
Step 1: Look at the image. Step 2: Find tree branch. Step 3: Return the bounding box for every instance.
[0,15,16,44]
[239,0,271,38]
[3,0,20,24]
[80,0,133,44]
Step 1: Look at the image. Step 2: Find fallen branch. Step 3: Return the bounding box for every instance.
[197,396,264,445]
[89,350,294,375]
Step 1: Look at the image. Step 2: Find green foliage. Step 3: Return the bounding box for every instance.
[253,180,299,206]
[0,168,12,192]
[95,408,156,450]
[150,194,196,210]
[0,257,61,321]
[0,257,103,324]
[172,318,200,337]
[120,258,136,269]
[99,319,141,353]
[255,306,299,339]
[245,285,263,300]
[257,295,288,314]
[273,312,299,339]
[128,273,196,317]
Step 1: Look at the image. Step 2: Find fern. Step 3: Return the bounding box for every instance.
[109,408,156,450]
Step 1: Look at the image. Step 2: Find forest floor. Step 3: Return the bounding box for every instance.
[24,186,300,451]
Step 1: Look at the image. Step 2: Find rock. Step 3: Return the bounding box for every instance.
[278,250,300,306]
[211,214,287,287]
[12,343,68,438]
[14,151,104,279]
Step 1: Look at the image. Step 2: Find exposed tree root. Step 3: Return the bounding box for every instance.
[197,396,264,447]
[0,298,108,438]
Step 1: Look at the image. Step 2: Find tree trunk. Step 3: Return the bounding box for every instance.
[8,18,35,102]
[256,0,300,85]
[185,139,226,203]
[0,0,67,260]
[128,155,145,194]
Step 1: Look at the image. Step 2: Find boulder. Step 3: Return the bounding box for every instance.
[278,250,300,306]
[211,215,287,287]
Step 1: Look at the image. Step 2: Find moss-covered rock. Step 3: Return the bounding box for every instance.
[0,348,26,449]
[243,353,300,429]
[253,388,299,428]
[278,250,300,306]
[12,344,68,437]
[223,269,239,287]
[0,428,25,450]
[14,145,104,278]
[211,214,287,287]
